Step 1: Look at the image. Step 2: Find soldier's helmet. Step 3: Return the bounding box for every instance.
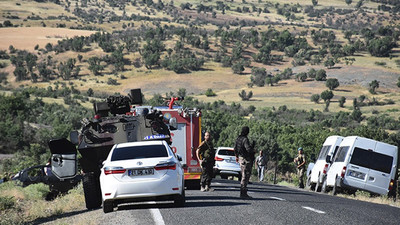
[298,147,303,151]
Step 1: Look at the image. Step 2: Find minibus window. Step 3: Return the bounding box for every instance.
[334,146,349,162]
[350,147,393,174]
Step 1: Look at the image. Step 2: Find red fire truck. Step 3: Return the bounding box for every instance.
[154,98,203,189]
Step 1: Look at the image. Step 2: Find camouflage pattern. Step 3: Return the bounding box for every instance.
[239,157,253,190]
[295,153,306,188]
[197,140,215,188]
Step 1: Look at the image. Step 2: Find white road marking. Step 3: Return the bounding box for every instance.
[302,206,326,214]
[269,196,286,201]
[148,202,166,225]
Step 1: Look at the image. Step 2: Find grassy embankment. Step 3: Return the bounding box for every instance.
[0,182,88,225]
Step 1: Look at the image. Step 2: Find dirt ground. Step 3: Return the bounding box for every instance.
[0,27,95,51]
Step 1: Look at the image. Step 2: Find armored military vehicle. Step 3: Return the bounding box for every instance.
[48,89,177,209]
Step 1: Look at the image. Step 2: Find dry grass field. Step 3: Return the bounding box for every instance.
[0,27,95,51]
[0,0,399,116]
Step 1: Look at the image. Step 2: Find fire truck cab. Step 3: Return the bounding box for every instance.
[134,97,203,189]
[156,106,202,189]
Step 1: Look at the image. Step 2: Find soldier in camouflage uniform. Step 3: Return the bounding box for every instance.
[234,126,255,199]
[196,132,215,192]
[294,147,306,188]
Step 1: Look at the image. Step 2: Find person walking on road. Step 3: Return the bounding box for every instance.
[255,150,267,182]
[234,126,255,199]
[294,147,306,188]
[196,131,215,192]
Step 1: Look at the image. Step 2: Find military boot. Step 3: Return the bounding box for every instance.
[240,188,252,199]
[205,185,214,192]
[200,186,206,192]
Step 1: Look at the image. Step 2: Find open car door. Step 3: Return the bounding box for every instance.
[48,138,77,180]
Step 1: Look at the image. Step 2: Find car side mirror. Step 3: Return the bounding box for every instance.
[176,154,182,162]
[326,155,331,163]
[70,131,79,145]
[169,117,177,130]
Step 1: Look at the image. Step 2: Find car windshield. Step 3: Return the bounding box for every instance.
[317,145,331,160]
[218,149,235,156]
[111,145,169,161]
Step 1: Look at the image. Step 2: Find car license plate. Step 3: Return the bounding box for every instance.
[128,168,154,176]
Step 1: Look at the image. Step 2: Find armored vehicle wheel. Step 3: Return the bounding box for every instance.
[83,173,102,209]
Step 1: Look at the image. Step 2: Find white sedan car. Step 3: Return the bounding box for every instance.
[100,140,185,213]
[213,147,241,180]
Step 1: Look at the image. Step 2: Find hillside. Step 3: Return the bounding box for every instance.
[0,0,400,116]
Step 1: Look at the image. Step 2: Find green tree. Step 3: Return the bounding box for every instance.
[250,67,267,87]
[88,57,104,75]
[351,108,363,122]
[253,44,272,64]
[177,88,186,98]
[397,77,400,88]
[111,47,124,72]
[367,37,395,57]
[232,61,244,74]
[324,57,335,69]
[310,94,320,103]
[13,65,27,81]
[296,72,307,82]
[369,80,380,94]
[307,68,317,79]
[320,90,333,102]
[315,69,327,81]
[325,78,339,90]
[87,88,94,97]
[205,88,217,97]
[141,39,165,69]
[25,53,38,76]
[232,41,243,60]
[37,62,52,81]
[238,90,253,101]
[339,96,346,107]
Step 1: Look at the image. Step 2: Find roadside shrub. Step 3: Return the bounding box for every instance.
[107,78,119,85]
[205,88,216,97]
[24,183,50,200]
[0,196,16,210]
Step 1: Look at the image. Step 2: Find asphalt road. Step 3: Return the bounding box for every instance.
[97,178,400,225]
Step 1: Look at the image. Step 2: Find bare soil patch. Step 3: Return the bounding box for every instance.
[0,27,95,51]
